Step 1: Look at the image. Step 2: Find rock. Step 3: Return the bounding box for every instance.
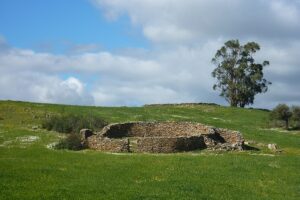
[80,129,94,140]
[244,140,255,145]
[210,142,243,151]
[268,143,277,150]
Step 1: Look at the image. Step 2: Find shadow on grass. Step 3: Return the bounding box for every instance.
[288,127,300,131]
[243,145,260,151]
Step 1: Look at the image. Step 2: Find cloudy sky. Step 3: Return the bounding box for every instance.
[0,0,299,108]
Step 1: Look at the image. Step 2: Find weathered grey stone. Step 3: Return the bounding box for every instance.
[87,136,129,152]
[268,143,278,150]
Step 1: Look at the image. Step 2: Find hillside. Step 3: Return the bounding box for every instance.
[0,100,299,199]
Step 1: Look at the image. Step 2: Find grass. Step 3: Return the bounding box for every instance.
[0,100,299,199]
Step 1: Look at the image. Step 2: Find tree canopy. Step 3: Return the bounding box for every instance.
[270,104,293,129]
[212,40,271,107]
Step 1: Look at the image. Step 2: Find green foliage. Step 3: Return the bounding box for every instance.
[270,104,293,129]
[42,113,107,133]
[291,106,300,128]
[55,133,83,151]
[291,106,300,121]
[212,39,271,107]
[0,100,299,199]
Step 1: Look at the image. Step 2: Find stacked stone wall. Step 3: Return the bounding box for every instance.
[136,136,205,153]
[214,128,244,150]
[84,122,244,153]
[87,135,129,152]
[101,122,215,138]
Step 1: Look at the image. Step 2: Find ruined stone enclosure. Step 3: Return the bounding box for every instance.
[84,122,244,153]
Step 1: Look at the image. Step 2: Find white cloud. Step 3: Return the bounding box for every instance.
[271,0,300,26]
[1,36,300,108]
[61,77,85,95]
[92,85,181,106]
[95,0,300,43]
[0,1,300,108]
[0,71,94,105]
[0,42,226,106]
[143,25,195,44]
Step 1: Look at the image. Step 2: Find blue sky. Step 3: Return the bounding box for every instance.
[0,0,147,53]
[0,0,299,108]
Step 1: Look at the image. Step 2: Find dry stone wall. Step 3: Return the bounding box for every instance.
[87,136,129,152]
[101,122,215,137]
[136,136,205,153]
[214,128,244,150]
[84,122,244,153]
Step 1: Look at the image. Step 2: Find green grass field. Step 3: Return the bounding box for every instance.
[0,100,299,199]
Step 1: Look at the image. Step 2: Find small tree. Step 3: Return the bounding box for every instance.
[270,104,292,129]
[291,106,300,128]
[212,39,271,107]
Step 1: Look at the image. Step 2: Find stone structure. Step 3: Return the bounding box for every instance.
[80,129,94,147]
[80,129,94,140]
[84,122,244,153]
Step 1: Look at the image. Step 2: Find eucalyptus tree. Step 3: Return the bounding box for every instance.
[212,40,271,107]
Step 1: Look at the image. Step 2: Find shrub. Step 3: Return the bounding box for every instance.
[270,104,300,130]
[291,106,300,128]
[55,133,83,151]
[42,113,107,133]
[270,104,292,129]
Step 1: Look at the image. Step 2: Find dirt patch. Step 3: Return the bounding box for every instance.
[17,135,40,143]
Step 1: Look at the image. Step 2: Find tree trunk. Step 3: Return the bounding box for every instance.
[229,73,238,107]
[229,89,238,107]
[285,119,289,130]
[230,101,238,107]
[238,102,245,108]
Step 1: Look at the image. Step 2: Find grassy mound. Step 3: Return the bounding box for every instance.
[0,100,299,200]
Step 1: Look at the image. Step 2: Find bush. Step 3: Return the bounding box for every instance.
[55,133,83,151]
[270,104,292,129]
[291,106,300,128]
[42,113,107,133]
[270,104,300,130]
